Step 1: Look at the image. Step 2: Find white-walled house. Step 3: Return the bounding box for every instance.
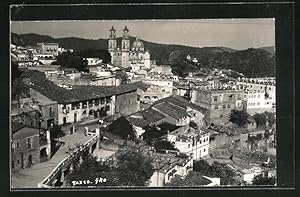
[167,127,210,160]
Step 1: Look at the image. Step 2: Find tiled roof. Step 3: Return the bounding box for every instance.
[28,70,140,103]
[130,81,150,91]
[153,102,187,119]
[11,122,25,134]
[127,108,165,128]
[153,95,207,114]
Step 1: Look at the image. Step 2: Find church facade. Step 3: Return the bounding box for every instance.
[108,26,151,68]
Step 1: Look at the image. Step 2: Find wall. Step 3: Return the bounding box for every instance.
[12,132,40,172]
[115,90,139,116]
[192,90,244,124]
[57,97,113,125]
[30,89,58,128]
[149,171,165,187]
[171,134,210,160]
[186,107,206,128]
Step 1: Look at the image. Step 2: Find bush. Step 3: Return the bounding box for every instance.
[154,140,177,152]
[193,160,238,185]
[229,110,250,127]
[106,116,136,139]
[252,174,276,185]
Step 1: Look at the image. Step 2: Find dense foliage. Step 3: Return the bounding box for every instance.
[193,160,238,185]
[229,110,250,127]
[142,126,166,145]
[66,149,154,187]
[153,140,177,152]
[252,174,276,185]
[253,112,276,128]
[115,149,154,186]
[53,52,88,72]
[166,171,211,186]
[106,116,136,139]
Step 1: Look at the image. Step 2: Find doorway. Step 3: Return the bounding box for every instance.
[74,113,77,123]
[21,153,24,169]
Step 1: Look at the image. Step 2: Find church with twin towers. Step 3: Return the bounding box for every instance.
[108,26,151,68]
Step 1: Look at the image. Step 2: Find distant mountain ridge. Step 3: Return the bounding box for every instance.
[11,32,275,78]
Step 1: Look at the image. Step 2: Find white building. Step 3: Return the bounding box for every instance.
[167,126,210,160]
[148,150,194,187]
[243,90,273,115]
[85,58,103,66]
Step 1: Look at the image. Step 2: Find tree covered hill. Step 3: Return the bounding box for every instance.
[11,32,275,78]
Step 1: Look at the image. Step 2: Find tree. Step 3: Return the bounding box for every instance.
[166,171,211,186]
[114,148,154,186]
[53,52,88,72]
[253,113,267,127]
[65,153,118,187]
[154,140,177,152]
[252,174,276,185]
[193,159,211,174]
[193,160,238,185]
[12,61,22,82]
[264,112,276,127]
[50,125,65,139]
[142,126,166,145]
[229,110,250,127]
[106,116,136,139]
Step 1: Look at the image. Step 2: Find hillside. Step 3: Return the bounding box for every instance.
[11,32,275,78]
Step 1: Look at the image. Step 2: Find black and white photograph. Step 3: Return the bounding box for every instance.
[10,17,278,189]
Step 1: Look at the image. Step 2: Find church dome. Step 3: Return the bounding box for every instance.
[132,37,144,51]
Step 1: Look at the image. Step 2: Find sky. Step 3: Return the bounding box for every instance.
[11,19,275,50]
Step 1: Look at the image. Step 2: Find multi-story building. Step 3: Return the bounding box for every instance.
[141,79,173,103]
[190,89,244,124]
[30,75,142,125]
[29,88,58,129]
[148,150,194,187]
[11,98,42,128]
[167,126,210,160]
[243,90,274,115]
[108,26,151,68]
[36,43,59,56]
[11,123,51,172]
[236,80,276,110]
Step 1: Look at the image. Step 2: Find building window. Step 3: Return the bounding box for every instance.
[258,95,260,98]
[213,96,218,102]
[229,95,233,101]
[214,105,218,110]
[227,104,231,108]
[204,148,206,152]
[27,138,32,149]
[269,87,271,90]
[12,160,14,169]
[223,105,226,109]
[16,141,19,148]
[257,102,260,105]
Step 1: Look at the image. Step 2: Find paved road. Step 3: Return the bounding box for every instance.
[11,130,94,188]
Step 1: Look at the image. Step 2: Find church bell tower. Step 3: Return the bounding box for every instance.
[108,26,117,64]
[121,26,130,68]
